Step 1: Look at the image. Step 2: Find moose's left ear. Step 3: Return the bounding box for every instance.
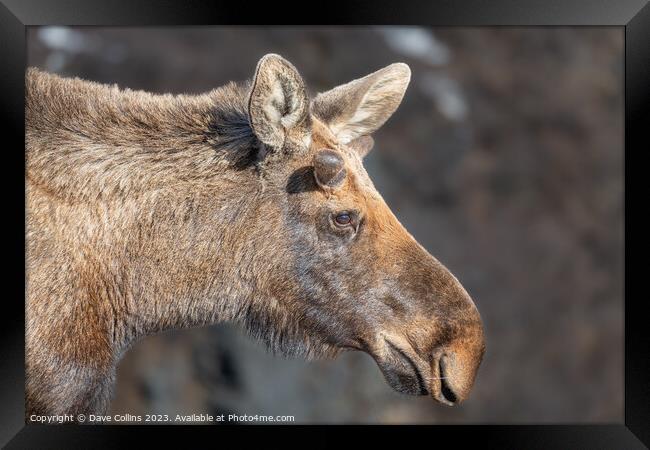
[311,63,411,145]
[248,54,310,150]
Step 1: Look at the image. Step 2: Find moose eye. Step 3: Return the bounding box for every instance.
[334,213,352,226]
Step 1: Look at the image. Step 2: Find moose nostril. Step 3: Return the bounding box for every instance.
[439,356,458,404]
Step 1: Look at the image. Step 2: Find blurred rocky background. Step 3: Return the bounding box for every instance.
[27,27,623,424]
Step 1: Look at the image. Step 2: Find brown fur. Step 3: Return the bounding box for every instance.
[26,55,485,419]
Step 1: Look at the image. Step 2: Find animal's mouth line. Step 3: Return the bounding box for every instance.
[384,338,428,395]
[381,337,458,406]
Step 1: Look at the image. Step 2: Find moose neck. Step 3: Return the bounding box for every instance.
[101,103,269,358]
[117,176,280,353]
[27,69,270,360]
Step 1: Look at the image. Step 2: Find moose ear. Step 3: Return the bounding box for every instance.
[311,63,411,145]
[248,54,310,150]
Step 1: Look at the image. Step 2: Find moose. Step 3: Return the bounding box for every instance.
[26,54,485,419]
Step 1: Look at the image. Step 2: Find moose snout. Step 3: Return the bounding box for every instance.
[430,311,485,406]
[374,308,485,405]
[432,344,483,405]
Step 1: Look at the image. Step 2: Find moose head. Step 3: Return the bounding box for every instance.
[232,54,485,404]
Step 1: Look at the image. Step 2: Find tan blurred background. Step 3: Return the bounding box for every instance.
[27,26,623,424]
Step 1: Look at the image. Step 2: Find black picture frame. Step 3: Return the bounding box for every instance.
[2,1,647,447]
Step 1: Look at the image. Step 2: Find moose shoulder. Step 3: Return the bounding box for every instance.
[25,54,485,418]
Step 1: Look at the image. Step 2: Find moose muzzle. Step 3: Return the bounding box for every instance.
[373,263,485,406]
